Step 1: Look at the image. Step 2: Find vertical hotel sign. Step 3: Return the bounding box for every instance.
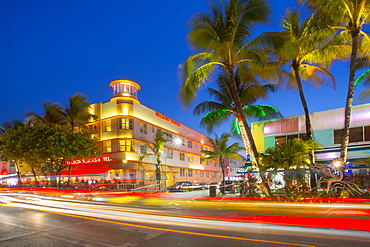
[155,112,181,127]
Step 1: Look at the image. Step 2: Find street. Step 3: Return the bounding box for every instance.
[1,191,370,247]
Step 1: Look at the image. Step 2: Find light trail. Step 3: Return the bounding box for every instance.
[1,193,370,246]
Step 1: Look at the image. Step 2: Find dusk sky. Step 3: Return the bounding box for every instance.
[1,0,370,138]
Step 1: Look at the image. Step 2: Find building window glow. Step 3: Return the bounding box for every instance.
[119,118,133,130]
[104,141,111,153]
[119,140,133,152]
[188,154,193,162]
[103,120,112,132]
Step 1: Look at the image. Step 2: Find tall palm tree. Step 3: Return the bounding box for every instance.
[64,93,97,131]
[255,9,350,142]
[202,133,244,195]
[300,0,370,162]
[139,131,167,190]
[179,0,284,166]
[26,101,65,126]
[194,71,282,157]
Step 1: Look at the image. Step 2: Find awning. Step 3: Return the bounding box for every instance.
[165,166,179,173]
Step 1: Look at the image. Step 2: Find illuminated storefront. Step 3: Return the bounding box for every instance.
[252,104,370,188]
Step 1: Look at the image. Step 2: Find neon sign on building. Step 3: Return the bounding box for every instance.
[155,112,181,127]
[66,156,113,166]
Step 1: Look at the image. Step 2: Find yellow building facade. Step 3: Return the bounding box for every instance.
[81,79,222,189]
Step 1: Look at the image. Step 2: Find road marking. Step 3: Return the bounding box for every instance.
[32,208,314,247]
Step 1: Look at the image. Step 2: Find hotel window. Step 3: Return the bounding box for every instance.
[188,169,193,177]
[180,168,185,177]
[200,170,204,177]
[365,126,370,141]
[89,125,98,134]
[140,143,146,153]
[140,122,147,134]
[200,158,204,164]
[206,171,209,178]
[118,118,133,130]
[188,155,193,162]
[166,133,173,141]
[103,120,112,132]
[188,140,192,148]
[167,149,173,159]
[275,136,286,146]
[180,152,185,161]
[104,141,111,153]
[334,127,364,144]
[214,172,217,178]
[119,140,133,152]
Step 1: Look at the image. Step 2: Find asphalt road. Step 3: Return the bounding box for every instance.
[1,192,370,247]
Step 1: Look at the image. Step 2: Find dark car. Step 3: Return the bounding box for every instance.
[219,181,240,194]
[167,181,193,192]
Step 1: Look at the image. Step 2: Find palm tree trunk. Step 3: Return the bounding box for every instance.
[340,31,360,162]
[226,66,259,164]
[293,64,313,141]
[220,160,226,195]
[237,120,251,157]
[227,66,272,197]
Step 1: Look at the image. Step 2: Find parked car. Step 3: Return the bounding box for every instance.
[199,182,210,190]
[191,182,204,190]
[219,181,240,194]
[167,181,193,192]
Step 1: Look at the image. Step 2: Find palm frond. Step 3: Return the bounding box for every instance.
[179,62,222,105]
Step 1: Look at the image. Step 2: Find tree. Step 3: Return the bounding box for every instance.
[26,101,65,126]
[64,93,97,131]
[301,0,370,162]
[194,71,282,157]
[259,138,322,196]
[0,125,100,187]
[179,0,284,166]
[254,9,350,142]
[0,120,29,183]
[202,133,244,195]
[139,131,167,190]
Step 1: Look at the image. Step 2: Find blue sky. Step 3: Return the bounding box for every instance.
[1,0,369,137]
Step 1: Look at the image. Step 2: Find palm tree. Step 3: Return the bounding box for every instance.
[202,133,244,195]
[139,131,167,190]
[194,71,282,157]
[26,101,65,126]
[179,0,284,166]
[255,9,350,142]
[300,0,370,162]
[64,93,97,131]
